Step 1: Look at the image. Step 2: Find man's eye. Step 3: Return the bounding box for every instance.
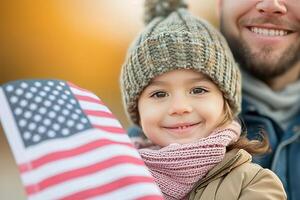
[191,87,207,94]
[150,91,168,98]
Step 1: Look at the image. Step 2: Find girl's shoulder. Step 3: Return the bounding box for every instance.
[221,162,286,200]
[189,149,287,200]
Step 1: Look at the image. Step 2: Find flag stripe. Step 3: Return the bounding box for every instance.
[60,176,156,200]
[67,82,89,92]
[25,156,145,195]
[68,84,100,100]
[88,183,163,200]
[19,139,134,173]
[78,101,111,113]
[93,125,125,134]
[137,196,166,200]
[22,154,148,186]
[26,165,157,199]
[83,110,115,118]
[17,129,132,163]
[75,94,103,105]
[88,116,122,127]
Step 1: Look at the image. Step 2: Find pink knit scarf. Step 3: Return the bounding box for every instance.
[138,121,241,200]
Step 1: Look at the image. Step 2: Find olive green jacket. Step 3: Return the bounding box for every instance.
[189,149,287,200]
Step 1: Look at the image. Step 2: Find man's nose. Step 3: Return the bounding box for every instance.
[256,0,287,15]
[168,96,193,116]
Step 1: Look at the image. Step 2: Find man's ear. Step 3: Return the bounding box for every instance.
[216,0,223,19]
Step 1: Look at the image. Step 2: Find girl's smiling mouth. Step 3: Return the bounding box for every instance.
[162,122,201,134]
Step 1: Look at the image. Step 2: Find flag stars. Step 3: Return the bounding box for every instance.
[10,96,18,104]
[28,122,37,131]
[33,114,42,122]
[81,118,88,124]
[52,123,60,131]
[62,109,70,116]
[62,128,70,136]
[67,120,74,127]
[49,94,55,101]
[59,81,65,86]
[43,118,51,126]
[32,134,41,142]
[64,90,71,95]
[24,111,32,119]
[20,99,28,107]
[58,99,65,105]
[23,131,31,140]
[19,119,27,127]
[34,96,42,103]
[34,82,42,87]
[70,99,77,105]
[48,111,56,119]
[52,90,59,96]
[29,103,38,111]
[25,92,33,99]
[30,87,38,93]
[56,85,63,91]
[38,107,47,115]
[53,105,61,111]
[14,107,23,115]
[58,116,66,123]
[4,80,92,147]
[61,94,68,100]
[66,103,73,109]
[47,130,56,138]
[71,113,79,120]
[76,123,84,130]
[44,100,52,107]
[15,88,24,96]
[38,126,46,134]
[43,86,51,92]
[47,81,54,86]
[5,85,14,92]
[39,91,47,97]
[20,82,28,89]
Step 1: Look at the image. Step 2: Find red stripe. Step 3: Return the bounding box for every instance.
[25,156,145,195]
[67,82,90,92]
[19,139,134,173]
[93,125,125,134]
[75,95,103,105]
[136,196,164,200]
[60,176,158,200]
[83,110,115,118]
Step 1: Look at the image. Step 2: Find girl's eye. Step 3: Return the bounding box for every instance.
[150,91,168,98]
[191,87,207,95]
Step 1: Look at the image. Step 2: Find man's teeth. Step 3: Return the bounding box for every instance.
[250,27,288,36]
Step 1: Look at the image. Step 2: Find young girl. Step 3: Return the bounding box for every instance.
[120,0,286,199]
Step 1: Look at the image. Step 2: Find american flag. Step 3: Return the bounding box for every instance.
[0,80,163,200]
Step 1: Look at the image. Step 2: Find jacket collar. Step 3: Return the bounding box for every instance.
[191,149,252,189]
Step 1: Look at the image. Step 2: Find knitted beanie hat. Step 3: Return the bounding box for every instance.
[120,0,241,125]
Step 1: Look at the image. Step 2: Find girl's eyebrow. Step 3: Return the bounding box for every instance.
[188,77,211,83]
[148,81,166,87]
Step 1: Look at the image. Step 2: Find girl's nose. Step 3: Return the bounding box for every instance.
[256,0,287,15]
[168,96,193,116]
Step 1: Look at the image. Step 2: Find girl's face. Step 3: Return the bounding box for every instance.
[138,69,227,147]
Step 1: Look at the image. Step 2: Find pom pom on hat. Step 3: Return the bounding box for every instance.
[144,0,187,24]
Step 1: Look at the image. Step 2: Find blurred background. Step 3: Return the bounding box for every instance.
[0,0,217,199]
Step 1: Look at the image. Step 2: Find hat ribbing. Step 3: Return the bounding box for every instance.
[120,0,241,125]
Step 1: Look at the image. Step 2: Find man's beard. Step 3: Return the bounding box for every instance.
[220,25,300,82]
